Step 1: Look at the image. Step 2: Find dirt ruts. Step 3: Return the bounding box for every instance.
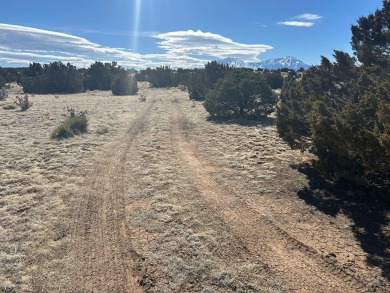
[29,87,389,292]
[169,96,388,293]
[61,100,155,292]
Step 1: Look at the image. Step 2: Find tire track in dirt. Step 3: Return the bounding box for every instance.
[170,97,379,292]
[64,100,155,293]
[123,92,282,292]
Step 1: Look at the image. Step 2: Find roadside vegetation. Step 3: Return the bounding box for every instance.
[0,56,293,101]
[204,69,276,119]
[111,71,138,95]
[0,1,388,199]
[0,87,8,100]
[51,107,88,139]
[0,61,138,95]
[277,0,390,197]
[13,94,33,111]
[2,103,16,110]
[1,2,390,293]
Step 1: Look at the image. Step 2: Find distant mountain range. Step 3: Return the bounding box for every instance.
[217,56,311,70]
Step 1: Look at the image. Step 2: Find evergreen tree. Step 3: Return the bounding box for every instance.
[111,71,138,95]
[264,70,284,89]
[204,70,276,119]
[351,0,390,67]
[187,69,209,100]
[187,62,231,100]
[0,67,6,88]
[21,61,84,94]
[277,2,390,195]
[84,61,113,90]
[147,66,176,88]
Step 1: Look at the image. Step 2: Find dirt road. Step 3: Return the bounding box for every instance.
[24,87,389,292]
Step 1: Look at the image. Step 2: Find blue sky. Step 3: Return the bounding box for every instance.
[0,0,384,68]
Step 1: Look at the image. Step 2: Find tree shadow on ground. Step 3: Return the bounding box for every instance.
[295,163,390,280]
[207,116,275,127]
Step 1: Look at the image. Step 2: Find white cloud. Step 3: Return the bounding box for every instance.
[0,23,150,68]
[294,14,322,21]
[155,30,272,61]
[277,21,314,27]
[0,24,273,68]
[278,13,322,27]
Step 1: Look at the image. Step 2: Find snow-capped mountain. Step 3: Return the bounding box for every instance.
[217,57,248,68]
[218,56,310,70]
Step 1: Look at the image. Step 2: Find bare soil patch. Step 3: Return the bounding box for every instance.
[1,84,389,292]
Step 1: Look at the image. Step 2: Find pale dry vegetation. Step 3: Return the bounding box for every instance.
[1,84,389,292]
[0,84,149,292]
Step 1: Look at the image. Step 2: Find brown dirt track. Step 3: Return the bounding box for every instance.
[1,84,389,292]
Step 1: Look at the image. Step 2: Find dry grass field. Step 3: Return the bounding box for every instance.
[1,83,389,292]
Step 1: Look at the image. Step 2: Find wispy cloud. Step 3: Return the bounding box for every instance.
[60,26,159,38]
[155,30,272,61]
[0,23,149,67]
[277,21,314,27]
[278,13,322,27]
[0,24,273,68]
[295,14,322,21]
[252,22,268,28]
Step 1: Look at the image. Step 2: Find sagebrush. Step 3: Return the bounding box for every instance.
[0,87,8,101]
[14,94,33,111]
[51,107,88,139]
[3,104,17,110]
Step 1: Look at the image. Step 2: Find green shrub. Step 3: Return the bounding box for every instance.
[3,103,16,110]
[187,62,231,101]
[84,61,113,91]
[21,61,84,94]
[67,114,88,134]
[147,66,175,88]
[264,70,284,89]
[187,69,209,100]
[277,53,390,194]
[14,94,33,111]
[95,125,109,135]
[51,108,88,139]
[111,71,138,95]
[51,124,75,139]
[204,70,276,119]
